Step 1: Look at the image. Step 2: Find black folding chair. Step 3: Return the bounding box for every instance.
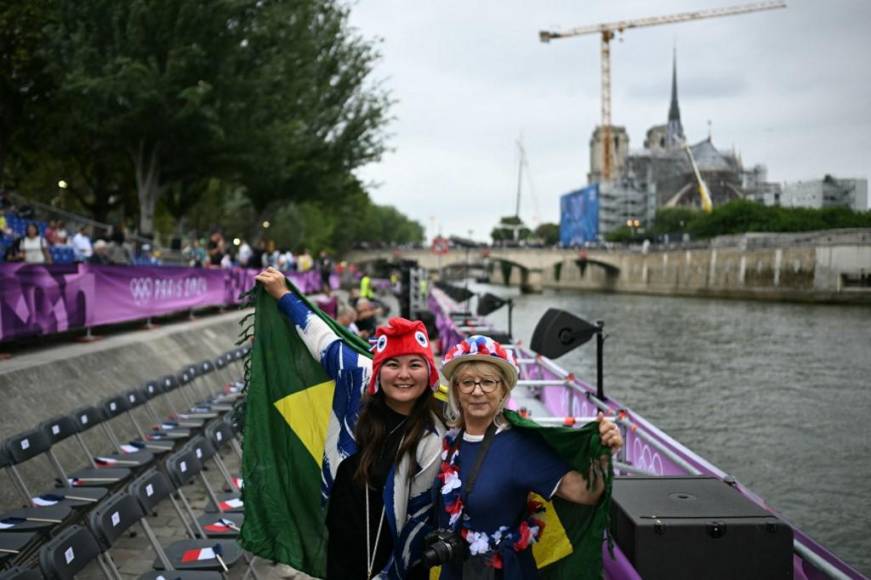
[148,453,244,573]
[38,412,133,487]
[2,428,109,509]
[0,566,43,580]
[38,525,109,580]
[0,533,36,567]
[181,437,241,516]
[93,395,158,467]
[116,387,176,454]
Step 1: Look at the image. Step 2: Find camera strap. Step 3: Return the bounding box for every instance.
[462,423,497,499]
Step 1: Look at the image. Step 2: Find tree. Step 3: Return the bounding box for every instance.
[0,0,57,187]
[534,222,559,245]
[491,215,531,243]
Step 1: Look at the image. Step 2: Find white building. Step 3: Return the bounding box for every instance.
[781,176,868,211]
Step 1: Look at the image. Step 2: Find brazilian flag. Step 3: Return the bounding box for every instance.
[506,410,613,580]
[240,283,371,577]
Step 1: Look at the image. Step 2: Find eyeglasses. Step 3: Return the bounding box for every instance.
[456,378,502,393]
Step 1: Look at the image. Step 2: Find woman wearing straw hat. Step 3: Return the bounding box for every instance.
[432,335,623,579]
[256,267,445,579]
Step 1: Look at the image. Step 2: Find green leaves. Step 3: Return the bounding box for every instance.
[4,0,393,240]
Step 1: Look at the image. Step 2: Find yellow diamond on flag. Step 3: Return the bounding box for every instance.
[274,379,335,466]
[531,494,574,567]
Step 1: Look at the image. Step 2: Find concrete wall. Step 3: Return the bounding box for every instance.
[541,243,871,303]
[0,310,248,509]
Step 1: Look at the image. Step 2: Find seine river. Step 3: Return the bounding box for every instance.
[469,284,871,575]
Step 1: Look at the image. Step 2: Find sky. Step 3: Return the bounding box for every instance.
[348,0,871,240]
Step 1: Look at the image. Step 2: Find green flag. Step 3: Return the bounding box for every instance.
[504,410,613,580]
[240,283,370,577]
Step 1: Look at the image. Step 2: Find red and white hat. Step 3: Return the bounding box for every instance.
[441,335,519,388]
[369,317,439,395]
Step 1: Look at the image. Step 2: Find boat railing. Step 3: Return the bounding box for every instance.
[428,286,863,580]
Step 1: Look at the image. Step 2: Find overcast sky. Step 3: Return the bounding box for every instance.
[348,0,871,240]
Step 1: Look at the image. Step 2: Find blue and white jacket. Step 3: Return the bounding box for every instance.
[277,294,445,579]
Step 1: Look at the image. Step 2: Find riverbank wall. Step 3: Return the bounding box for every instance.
[0,310,247,509]
[541,230,871,303]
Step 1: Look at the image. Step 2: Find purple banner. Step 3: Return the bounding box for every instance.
[0,264,327,342]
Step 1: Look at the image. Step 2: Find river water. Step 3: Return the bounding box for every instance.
[469,284,871,575]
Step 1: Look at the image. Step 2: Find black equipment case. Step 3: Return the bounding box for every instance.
[610,476,793,579]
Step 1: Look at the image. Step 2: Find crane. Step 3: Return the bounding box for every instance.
[539,1,786,182]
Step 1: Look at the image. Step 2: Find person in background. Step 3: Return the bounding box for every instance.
[54,220,69,245]
[297,248,313,272]
[319,250,334,292]
[360,272,376,300]
[336,303,360,336]
[355,297,380,339]
[207,230,225,268]
[90,239,112,265]
[44,220,58,245]
[238,239,253,267]
[71,225,93,261]
[18,222,52,264]
[108,224,132,264]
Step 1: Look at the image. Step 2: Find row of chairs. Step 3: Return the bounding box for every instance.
[0,344,252,579]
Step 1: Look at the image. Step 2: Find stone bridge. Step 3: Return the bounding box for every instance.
[345,247,620,292]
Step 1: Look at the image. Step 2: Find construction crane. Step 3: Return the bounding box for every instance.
[539,1,786,182]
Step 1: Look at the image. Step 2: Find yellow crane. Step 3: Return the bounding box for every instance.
[539,1,786,182]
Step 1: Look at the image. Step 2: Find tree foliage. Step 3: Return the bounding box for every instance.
[534,222,559,245]
[652,200,871,240]
[3,0,396,247]
[491,215,532,242]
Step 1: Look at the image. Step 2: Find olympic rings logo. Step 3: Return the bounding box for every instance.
[129,278,154,305]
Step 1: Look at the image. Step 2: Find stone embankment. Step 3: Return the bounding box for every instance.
[548,229,871,303]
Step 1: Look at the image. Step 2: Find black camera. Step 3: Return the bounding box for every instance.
[422,529,467,568]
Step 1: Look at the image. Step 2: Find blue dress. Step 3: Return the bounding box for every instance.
[436,428,570,579]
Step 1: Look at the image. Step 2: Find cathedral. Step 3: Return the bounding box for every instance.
[586,52,778,235]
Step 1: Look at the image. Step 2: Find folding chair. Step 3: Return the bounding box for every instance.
[38,525,109,580]
[0,533,37,567]
[2,429,110,509]
[181,437,241,516]
[115,387,176,454]
[155,374,210,431]
[136,379,196,441]
[0,566,43,580]
[40,411,135,485]
[204,421,243,495]
[152,453,244,572]
[189,361,234,413]
[89,491,240,579]
[0,445,72,534]
[93,395,159,466]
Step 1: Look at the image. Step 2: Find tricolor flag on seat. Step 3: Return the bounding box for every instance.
[205,518,240,533]
[121,443,144,454]
[33,494,63,506]
[232,477,244,490]
[181,547,217,563]
[0,517,22,529]
[219,498,243,511]
[95,456,121,466]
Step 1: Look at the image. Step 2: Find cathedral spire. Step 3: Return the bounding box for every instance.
[666,47,685,148]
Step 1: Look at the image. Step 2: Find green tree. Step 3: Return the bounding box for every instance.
[0,0,57,187]
[534,222,559,245]
[491,215,531,243]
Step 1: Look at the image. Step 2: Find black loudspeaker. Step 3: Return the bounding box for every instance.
[530,308,598,359]
[610,477,793,580]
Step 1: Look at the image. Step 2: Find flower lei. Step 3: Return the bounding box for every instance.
[437,429,547,569]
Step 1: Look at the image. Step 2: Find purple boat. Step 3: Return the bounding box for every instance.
[428,286,865,580]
